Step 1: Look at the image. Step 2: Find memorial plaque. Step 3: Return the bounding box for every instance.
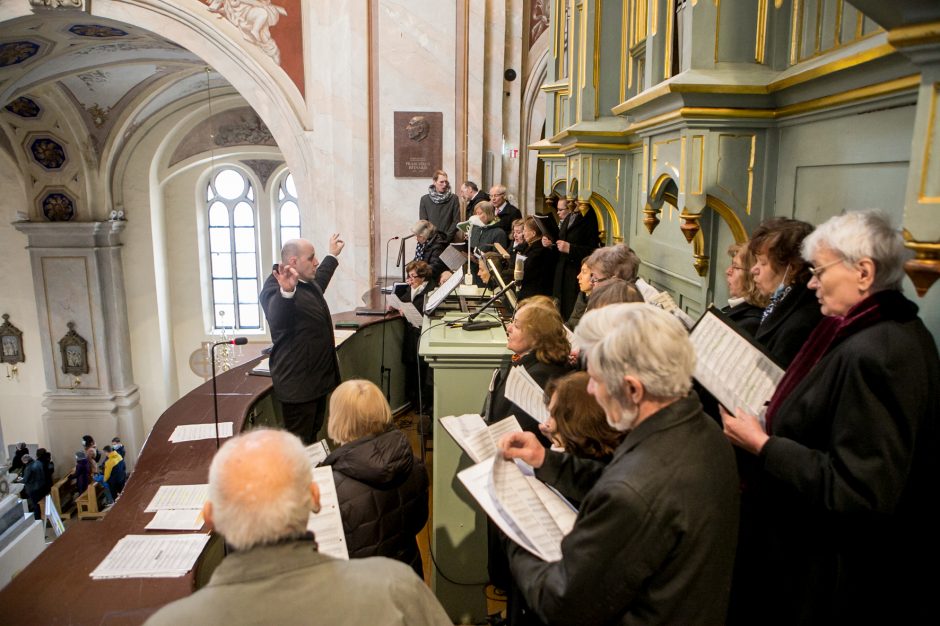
[394,111,443,178]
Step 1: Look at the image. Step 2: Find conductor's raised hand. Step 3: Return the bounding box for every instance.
[329,233,345,257]
[273,263,299,293]
[498,431,546,469]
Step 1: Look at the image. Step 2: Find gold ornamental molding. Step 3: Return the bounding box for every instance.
[887,21,940,49]
[611,43,897,116]
[559,141,642,153]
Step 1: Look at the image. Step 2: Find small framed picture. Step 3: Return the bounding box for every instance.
[0,314,24,365]
[58,321,89,376]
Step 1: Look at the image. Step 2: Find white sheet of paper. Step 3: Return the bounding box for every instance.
[251,357,270,375]
[440,244,468,272]
[504,366,551,424]
[305,439,331,466]
[387,292,424,328]
[440,414,522,463]
[90,534,211,579]
[690,309,785,425]
[307,466,349,560]
[169,422,233,443]
[489,457,567,561]
[145,509,205,531]
[635,279,696,329]
[425,267,464,313]
[145,484,210,512]
[457,458,535,557]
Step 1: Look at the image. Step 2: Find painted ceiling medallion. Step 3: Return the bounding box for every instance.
[30,137,67,169]
[69,24,129,38]
[0,41,40,67]
[86,104,110,128]
[41,191,75,222]
[4,97,41,118]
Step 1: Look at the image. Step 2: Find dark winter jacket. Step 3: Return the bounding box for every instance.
[321,428,429,578]
[754,281,822,367]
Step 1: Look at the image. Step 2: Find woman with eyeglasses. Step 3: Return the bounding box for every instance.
[747,217,823,367]
[722,242,767,337]
[721,210,938,625]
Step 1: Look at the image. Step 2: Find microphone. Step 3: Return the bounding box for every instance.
[466,280,516,325]
[513,256,524,291]
[210,337,246,449]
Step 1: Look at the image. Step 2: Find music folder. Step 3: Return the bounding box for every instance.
[532,213,559,241]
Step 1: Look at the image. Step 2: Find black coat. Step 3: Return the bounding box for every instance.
[740,292,939,625]
[552,209,599,320]
[754,281,822,367]
[468,190,490,212]
[483,352,573,446]
[721,300,764,337]
[260,256,340,404]
[414,231,450,282]
[322,428,430,578]
[494,202,521,236]
[506,394,740,625]
[517,239,557,301]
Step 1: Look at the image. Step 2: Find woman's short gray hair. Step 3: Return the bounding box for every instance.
[412,220,436,239]
[802,210,911,292]
[208,429,313,551]
[585,304,695,400]
[586,245,640,282]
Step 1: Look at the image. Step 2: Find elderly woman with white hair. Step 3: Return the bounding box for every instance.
[411,219,450,284]
[721,210,939,625]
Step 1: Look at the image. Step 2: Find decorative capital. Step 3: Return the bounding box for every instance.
[692,254,710,278]
[679,211,702,243]
[642,203,661,234]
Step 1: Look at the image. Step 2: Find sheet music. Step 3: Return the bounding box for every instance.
[169,422,233,443]
[90,534,211,579]
[387,292,424,328]
[334,329,356,347]
[250,357,270,375]
[307,466,349,560]
[145,484,210,512]
[635,278,696,330]
[424,267,464,313]
[457,458,534,556]
[440,244,467,271]
[440,414,522,463]
[504,366,551,424]
[305,439,331,466]
[145,509,205,531]
[690,309,784,426]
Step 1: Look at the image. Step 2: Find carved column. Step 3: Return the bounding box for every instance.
[13,220,142,470]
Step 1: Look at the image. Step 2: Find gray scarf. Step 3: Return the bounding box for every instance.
[427,184,453,204]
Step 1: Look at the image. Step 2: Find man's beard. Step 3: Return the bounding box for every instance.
[606,397,638,433]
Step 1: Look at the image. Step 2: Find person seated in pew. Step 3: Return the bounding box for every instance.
[102,445,127,499]
[482,298,574,446]
[497,304,740,626]
[72,450,92,497]
[319,380,430,578]
[110,436,126,460]
[145,429,448,626]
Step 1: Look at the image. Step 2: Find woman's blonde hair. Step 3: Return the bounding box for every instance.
[327,380,392,445]
[475,201,497,223]
[514,300,571,364]
[727,242,768,307]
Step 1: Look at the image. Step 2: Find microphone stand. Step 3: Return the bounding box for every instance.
[466,280,516,325]
[211,337,247,449]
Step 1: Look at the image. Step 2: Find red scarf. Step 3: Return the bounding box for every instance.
[764,290,914,432]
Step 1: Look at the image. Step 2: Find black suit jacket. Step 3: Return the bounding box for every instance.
[260,256,341,403]
[517,239,557,301]
[468,191,490,212]
[494,202,521,236]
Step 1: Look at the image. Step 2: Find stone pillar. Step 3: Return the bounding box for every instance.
[13,220,142,470]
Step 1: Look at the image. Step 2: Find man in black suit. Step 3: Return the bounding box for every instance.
[460,180,489,212]
[260,235,345,444]
[543,197,599,320]
[489,184,521,237]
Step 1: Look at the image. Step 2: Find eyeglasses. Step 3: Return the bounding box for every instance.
[808,258,844,279]
[406,274,420,280]
[729,265,747,272]
[589,274,608,285]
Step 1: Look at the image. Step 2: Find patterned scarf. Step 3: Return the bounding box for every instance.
[761,284,792,321]
[414,240,428,261]
[427,184,453,204]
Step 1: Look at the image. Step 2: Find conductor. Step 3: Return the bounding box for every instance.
[260,234,345,444]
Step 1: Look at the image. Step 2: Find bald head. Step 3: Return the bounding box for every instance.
[280,238,319,282]
[206,429,318,551]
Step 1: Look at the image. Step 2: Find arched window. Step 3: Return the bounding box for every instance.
[207,167,261,330]
[277,172,301,248]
